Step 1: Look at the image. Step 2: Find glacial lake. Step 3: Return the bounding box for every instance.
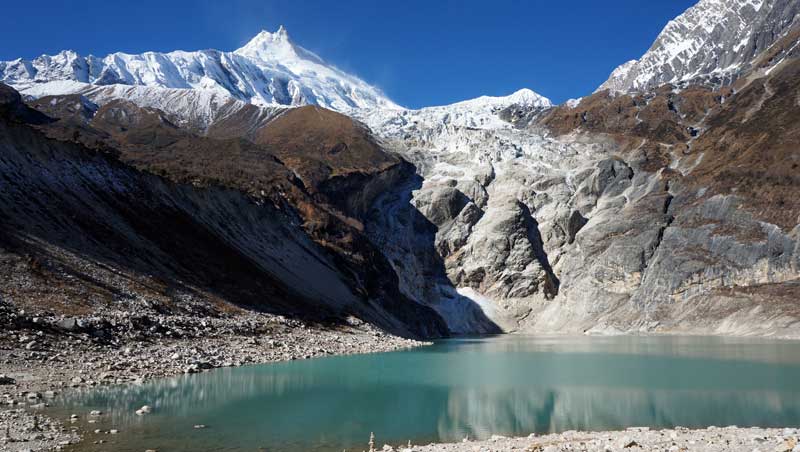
[58,335,800,452]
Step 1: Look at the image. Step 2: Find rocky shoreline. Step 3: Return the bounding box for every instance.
[0,303,428,451]
[392,426,800,452]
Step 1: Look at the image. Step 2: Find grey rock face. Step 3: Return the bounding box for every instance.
[573,158,633,212]
[631,194,797,310]
[413,185,471,227]
[599,0,800,93]
[365,175,502,334]
[563,211,587,245]
[523,160,800,338]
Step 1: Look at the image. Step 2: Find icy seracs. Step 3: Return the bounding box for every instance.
[350,89,577,333]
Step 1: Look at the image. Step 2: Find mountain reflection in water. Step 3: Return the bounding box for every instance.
[56,335,800,452]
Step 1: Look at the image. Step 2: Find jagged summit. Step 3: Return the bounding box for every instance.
[238,26,291,48]
[0,27,400,111]
[234,26,328,68]
[234,26,324,64]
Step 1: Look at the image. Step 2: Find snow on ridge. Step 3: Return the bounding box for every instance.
[0,23,563,126]
[597,0,797,93]
[353,86,552,147]
[0,25,557,118]
[0,26,400,112]
[18,80,289,132]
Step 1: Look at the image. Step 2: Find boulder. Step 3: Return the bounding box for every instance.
[57,318,79,331]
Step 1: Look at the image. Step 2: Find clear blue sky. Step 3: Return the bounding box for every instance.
[2,0,696,108]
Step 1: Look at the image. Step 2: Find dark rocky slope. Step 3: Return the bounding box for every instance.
[0,83,449,339]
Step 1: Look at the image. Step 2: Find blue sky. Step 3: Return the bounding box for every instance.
[2,0,696,107]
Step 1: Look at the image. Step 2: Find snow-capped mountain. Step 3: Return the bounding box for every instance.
[0,26,399,111]
[599,0,800,93]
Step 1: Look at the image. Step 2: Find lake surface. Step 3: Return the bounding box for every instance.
[59,335,800,452]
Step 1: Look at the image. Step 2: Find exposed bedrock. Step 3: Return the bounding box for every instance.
[524,59,800,337]
[365,172,502,334]
[356,59,800,337]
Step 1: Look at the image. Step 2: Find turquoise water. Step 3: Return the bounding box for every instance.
[60,335,800,451]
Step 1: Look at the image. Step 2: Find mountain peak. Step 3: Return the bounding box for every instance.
[235,26,295,58]
[505,88,550,106]
[233,26,329,66]
[447,88,551,110]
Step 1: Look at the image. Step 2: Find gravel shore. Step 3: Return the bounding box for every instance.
[0,302,428,451]
[0,409,79,452]
[392,426,800,452]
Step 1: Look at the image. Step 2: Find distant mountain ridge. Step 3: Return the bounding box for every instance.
[0,26,399,111]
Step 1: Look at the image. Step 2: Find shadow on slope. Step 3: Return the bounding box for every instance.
[0,118,338,321]
[365,171,502,335]
[0,84,450,339]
